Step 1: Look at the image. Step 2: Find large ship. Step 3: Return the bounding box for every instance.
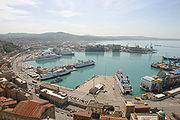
[74,60,95,68]
[58,49,74,56]
[126,45,156,54]
[39,69,71,80]
[115,70,133,94]
[85,45,105,52]
[140,69,180,92]
[36,52,61,61]
[163,56,180,61]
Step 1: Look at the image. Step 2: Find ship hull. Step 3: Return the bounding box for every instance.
[61,53,74,56]
[36,56,61,61]
[115,71,133,94]
[115,75,132,94]
[163,57,180,60]
[140,85,151,92]
[74,62,95,68]
[40,70,71,81]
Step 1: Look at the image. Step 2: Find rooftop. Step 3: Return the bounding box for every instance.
[41,89,67,99]
[134,102,150,109]
[0,96,17,107]
[155,94,166,98]
[16,78,26,84]
[125,101,135,106]
[73,110,91,118]
[167,87,180,94]
[40,83,59,91]
[0,78,8,82]
[12,100,54,118]
[88,100,104,108]
[131,113,170,120]
[100,115,127,120]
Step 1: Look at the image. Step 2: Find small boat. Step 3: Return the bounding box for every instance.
[50,77,62,84]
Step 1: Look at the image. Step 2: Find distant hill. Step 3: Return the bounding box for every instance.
[0,40,17,53]
[0,32,179,45]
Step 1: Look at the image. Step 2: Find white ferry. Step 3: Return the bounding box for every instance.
[36,52,61,61]
[39,69,71,80]
[74,60,95,68]
[115,70,133,94]
[59,50,74,56]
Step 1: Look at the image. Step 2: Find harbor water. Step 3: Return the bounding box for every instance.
[26,40,180,95]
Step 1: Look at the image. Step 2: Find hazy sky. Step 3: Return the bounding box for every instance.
[0,0,180,38]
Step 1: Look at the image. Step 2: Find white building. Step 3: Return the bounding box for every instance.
[40,88,68,105]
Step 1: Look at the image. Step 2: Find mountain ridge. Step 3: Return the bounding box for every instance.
[0,32,179,44]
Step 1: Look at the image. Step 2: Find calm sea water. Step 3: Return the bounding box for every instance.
[26,40,180,95]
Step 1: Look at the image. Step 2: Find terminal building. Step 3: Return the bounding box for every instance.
[40,88,68,105]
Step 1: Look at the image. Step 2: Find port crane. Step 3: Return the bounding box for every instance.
[156,56,164,93]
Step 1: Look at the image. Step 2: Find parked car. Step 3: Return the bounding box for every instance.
[67,113,73,117]
[135,97,142,101]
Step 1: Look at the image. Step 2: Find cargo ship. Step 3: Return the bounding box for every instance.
[115,70,133,94]
[163,56,180,61]
[36,53,61,61]
[125,44,156,54]
[74,60,95,68]
[140,69,180,92]
[85,45,105,52]
[151,56,180,71]
[39,69,71,80]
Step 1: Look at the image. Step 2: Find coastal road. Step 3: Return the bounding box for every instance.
[11,52,40,100]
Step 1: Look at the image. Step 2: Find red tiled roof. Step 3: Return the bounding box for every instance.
[134,103,150,108]
[12,100,53,118]
[0,96,6,101]
[0,96,17,106]
[3,101,17,106]
[73,110,91,118]
[100,115,127,120]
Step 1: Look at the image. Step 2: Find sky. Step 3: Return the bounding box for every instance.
[0,0,180,38]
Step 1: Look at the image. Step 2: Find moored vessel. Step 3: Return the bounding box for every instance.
[74,60,95,68]
[39,69,71,80]
[140,69,180,92]
[58,49,74,56]
[163,56,180,61]
[50,77,62,84]
[115,70,133,94]
[36,52,61,61]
